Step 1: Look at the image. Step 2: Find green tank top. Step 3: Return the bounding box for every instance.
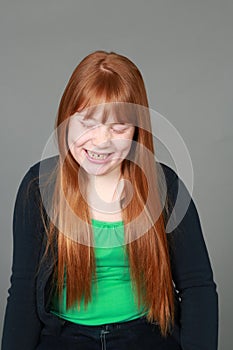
[50,218,147,325]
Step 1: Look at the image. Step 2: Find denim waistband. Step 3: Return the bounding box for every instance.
[63,315,151,333]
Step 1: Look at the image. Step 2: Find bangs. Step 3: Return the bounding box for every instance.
[78,72,132,108]
[77,102,138,126]
[75,72,138,125]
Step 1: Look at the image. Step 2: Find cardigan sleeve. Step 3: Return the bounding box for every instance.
[1,167,44,350]
[166,173,219,350]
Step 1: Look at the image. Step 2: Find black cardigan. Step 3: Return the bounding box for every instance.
[1,155,218,350]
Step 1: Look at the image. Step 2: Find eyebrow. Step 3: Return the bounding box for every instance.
[80,116,128,125]
[78,108,131,124]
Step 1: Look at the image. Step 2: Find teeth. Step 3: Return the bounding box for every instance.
[87,150,110,160]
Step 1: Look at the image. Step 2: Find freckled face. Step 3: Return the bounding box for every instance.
[67,111,135,176]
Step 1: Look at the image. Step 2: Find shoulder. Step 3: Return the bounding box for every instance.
[156,162,194,229]
[20,155,59,185]
[156,161,194,204]
[156,161,179,189]
[29,154,60,178]
[15,155,59,203]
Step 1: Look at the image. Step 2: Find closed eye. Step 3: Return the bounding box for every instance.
[80,121,98,128]
[111,123,132,133]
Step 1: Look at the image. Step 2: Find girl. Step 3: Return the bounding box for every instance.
[2,50,218,350]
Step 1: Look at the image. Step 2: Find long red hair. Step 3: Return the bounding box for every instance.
[41,50,175,336]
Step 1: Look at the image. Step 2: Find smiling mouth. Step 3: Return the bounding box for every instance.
[85,149,112,160]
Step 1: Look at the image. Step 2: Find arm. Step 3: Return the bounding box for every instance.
[167,174,218,350]
[1,167,44,350]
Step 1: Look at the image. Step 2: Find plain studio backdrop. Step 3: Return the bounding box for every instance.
[0,1,232,349]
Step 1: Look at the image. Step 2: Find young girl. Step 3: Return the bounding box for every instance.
[2,50,218,350]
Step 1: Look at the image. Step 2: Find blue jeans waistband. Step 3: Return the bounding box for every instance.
[63,315,152,333]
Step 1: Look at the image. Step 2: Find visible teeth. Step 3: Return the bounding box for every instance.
[87,150,109,160]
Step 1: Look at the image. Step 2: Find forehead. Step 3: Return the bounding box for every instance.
[77,102,138,125]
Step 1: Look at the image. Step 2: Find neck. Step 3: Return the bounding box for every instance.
[86,167,122,202]
[85,168,125,221]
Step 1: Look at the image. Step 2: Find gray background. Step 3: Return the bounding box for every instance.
[0,1,232,349]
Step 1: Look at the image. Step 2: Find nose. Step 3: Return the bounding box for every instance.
[91,124,111,148]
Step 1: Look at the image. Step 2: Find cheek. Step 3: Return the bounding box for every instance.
[116,138,133,154]
[67,125,89,149]
[67,122,79,146]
